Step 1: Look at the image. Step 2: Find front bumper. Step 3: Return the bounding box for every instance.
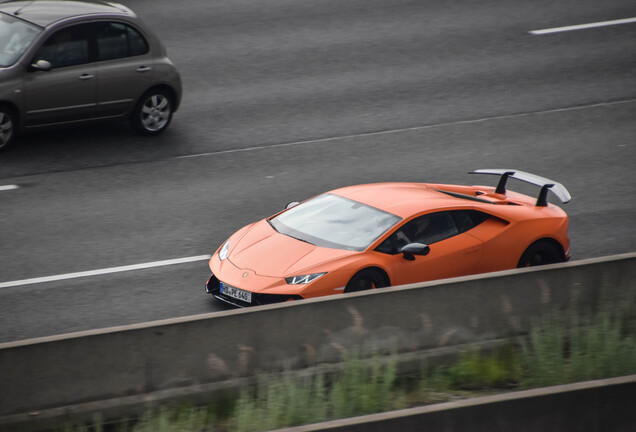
[205,274,302,307]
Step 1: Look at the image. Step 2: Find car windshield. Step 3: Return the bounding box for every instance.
[0,13,42,67]
[269,193,401,251]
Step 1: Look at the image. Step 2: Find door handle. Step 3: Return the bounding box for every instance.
[78,74,93,80]
[136,66,152,73]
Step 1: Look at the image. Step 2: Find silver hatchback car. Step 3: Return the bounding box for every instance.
[0,0,182,150]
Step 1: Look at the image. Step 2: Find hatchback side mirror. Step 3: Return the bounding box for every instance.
[30,60,52,72]
[400,243,430,261]
[285,201,300,210]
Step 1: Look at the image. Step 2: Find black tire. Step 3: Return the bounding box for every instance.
[0,107,16,151]
[131,89,173,135]
[344,268,389,293]
[517,240,563,268]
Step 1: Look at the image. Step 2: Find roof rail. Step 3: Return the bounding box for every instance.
[469,169,571,206]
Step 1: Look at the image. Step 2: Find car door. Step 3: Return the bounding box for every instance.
[375,210,485,286]
[23,23,97,127]
[92,21,155,117]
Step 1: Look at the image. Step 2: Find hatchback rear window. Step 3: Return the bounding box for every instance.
[95,22,148,61]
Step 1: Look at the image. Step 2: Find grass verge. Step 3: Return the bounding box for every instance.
[58,303,636,432]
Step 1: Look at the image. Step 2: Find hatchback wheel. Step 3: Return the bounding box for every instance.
[0,108,16,151]
[131,89,173,135]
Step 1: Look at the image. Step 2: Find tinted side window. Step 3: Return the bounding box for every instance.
[128,25,149,56]
[34,24,90,68]
[96,22,148,61]
[451,210,489,233]
[375,212,459,254]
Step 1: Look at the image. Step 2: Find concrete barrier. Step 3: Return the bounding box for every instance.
[271,375,636,432]
[1,252,634,424]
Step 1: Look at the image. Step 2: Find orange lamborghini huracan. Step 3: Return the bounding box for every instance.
[205,169,571,307]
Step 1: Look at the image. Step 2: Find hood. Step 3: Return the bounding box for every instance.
[228,220,356,277]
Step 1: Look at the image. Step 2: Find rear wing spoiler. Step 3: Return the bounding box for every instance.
[469,169,571,206]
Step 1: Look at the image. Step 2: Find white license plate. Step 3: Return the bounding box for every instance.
[221,283,252,303]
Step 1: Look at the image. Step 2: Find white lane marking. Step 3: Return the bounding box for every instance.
[0,255,212,289]
[531,17,636,35]
[177,99,636,160]
[3,99,634,289]
[0,184,19,191]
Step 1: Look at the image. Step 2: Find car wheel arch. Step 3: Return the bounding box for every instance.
[517,238,565,268]
[0,101,20,119]
[366,266,390,285]
[344,266,391,293]
[139,84,178,111]
[0,103,19,150]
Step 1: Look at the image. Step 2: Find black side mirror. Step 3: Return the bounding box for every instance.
[285,201,300,210]
[30,60,52,72]
[400,243,430,261]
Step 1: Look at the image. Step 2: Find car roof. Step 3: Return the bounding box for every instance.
[0,0,134,28]
[330,183,474,218]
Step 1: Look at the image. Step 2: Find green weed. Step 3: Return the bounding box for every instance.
[54,300,636,432]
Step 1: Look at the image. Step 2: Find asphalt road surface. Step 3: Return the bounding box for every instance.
[0,0,635,343]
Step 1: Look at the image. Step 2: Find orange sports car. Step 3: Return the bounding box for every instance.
[205,169,571,307]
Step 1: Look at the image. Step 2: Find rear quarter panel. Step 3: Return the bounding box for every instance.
[469,204,569,271]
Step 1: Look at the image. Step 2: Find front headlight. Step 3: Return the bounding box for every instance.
[285,272,326,285]
[218,240,230,261]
